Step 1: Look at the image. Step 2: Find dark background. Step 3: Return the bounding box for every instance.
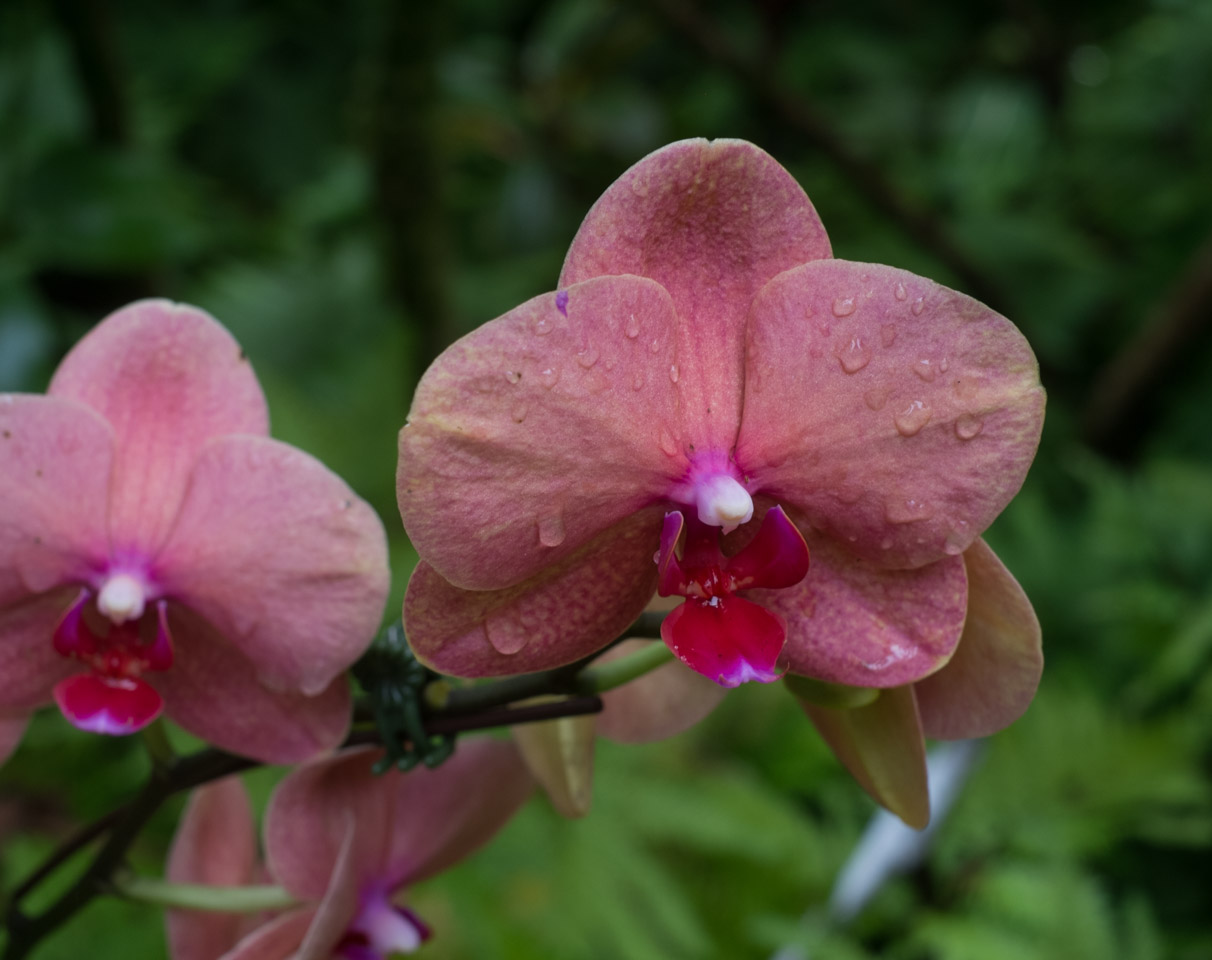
[2,0,1210,957]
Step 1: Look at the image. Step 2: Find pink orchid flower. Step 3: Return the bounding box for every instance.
[398,139,1044,701]
[0,300,389,763]
[166,739,532,960]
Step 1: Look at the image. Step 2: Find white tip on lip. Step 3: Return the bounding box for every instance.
[97,574,146,624]
[695,474,754,533]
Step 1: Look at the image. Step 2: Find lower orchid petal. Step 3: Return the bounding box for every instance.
[597,639,727,743]
[915,538,1042,739]
[221,909,316,960]
[660,596,785,688]
[0,589,79,712]
[725,505,810,590]
[796,684,930,829]
[53,673,163,735]
[0,713,28,767]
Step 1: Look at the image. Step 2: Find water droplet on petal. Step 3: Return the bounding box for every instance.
[659,429,679,456]
[911,297,925,316]
[880,537,893,550]
[864,388,888,411]
[504,369,522,385]
[511,402,528,423]
[880,323,897,346]
[624,313,641,338]
[832,296,857,317]
[803,305,814,321]
[944,519,971,554]
[576,345,599,368]
[668,364,680,383]
[538,366,560,390]
[486,616,527,655]
[885,496,934,524]
[604,357,616,371]
[914,358,937,382]
[939,357,949,373]
[894,400,932,437]
[894,282,908,301]
[835,336,871,373]
[532,314,554,335]
[631,177,649,198]
[538,512,566,547]
[649,337,660,354]
[955,413,984,440]
[632,372,645,391]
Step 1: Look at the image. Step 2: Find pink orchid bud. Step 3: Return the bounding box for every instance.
[0,300,390,765]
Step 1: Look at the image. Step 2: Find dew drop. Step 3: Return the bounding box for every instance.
[504,369,522,384]
[604,357,616,371]
[803,305,814,321]
[893,399,932,437]
[668,364,680,384]
[955,413,984,440]
[649,337,660,354]
[630,177,649,198]
[880,537,893,550]
[911,297,925,316]
[880,323,897,347]
[538,366,561,390]
[486,616,527,655]
[943,519,971,554]
[832,296,857,318]
[532,314,554,335]
[864,388,888,411]
[658,429,679,456]
[894,282,908,301]
[632,372,645,391]
[885,496,934,524]
[939,357,949,373]
[624,313,641,338]
[538,512,567,547]
[576,344,599,368]
[511,402,527,423]
[816,320,832,337]
[913,358,937,382]
[835,336,871,373]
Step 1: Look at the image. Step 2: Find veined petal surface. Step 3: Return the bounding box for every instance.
[561,138,831,455]
[915,538,1042,739]
[738,260,1044,570]
[48,301,269,558]
[399,276,683,591]
[404,509,663,677]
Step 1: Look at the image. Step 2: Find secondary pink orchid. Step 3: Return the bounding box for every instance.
[398,138,1044,699]
[0,300,389,763]
[166,739,532,960]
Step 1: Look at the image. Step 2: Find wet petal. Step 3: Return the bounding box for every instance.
[738,260,1044,570]
[399,275,683,591]
[915,538,1043,739]
[48,300,269,558]
[797,685,930,829]
[155,435,389,696]
[726,505,810,590]
[53,673,163,735]
[166,777,258,960]
[0,395,112,604]
[597,639,727,743]
[404,509,662,677]
[266,739,531,901]
[661,595,785,687]
[156,606,351,765]
[755,519,967,688]
[0,588,79,712]
[561,138,831,455]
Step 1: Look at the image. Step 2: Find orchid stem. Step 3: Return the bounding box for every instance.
[578,640,674,694]
[140,719,177,769]
[115,876,298,913]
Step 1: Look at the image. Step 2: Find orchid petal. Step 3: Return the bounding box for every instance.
[754,516,967,688]
[915,538,1043,739]
[797,685,930,829]
[597,639,727,743]
[512,708,597,818]
[155,435,389,696]
[404,509,662,676]
[265,739,531,901]
[53,673,163,734]
[560,138,831,455]
[294,820,362,960]
[166,778,258,960]
[219,908,316,960]
[656,511,686,596]
[48,300,269,558]
[725,505,810,590]
[738,260,1044,570]
[0,588,79,712]
[0,713,27,767]
[399,275,683,591]
[156,606,351,765]
[0,395,112,604]
[660,595,785,687]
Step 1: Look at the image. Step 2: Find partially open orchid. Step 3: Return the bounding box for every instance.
[398,138,1044,704]
[0,300,389,763]
[166,739,532,960]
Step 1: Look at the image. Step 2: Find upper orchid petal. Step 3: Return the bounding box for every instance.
[797,685,930,829]
[915,538,1043,739]
[404,510,663,676]
[737,260,1044,570]
[399,275,684,591]
[758,524,967,688]
[166,777,259,960]
[155,606,352,765]
[0,395,112,604]
[47,300,269,559]
[597,639,728,743]
[154,434,389,696]
[560,138,831,455]
[265,739,532,902]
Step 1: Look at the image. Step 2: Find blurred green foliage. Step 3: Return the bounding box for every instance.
[2,0,1211,957]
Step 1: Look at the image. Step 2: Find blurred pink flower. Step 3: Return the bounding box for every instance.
[166,739,532,960]
[0,300,389,763]
[397,138,1044,707]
